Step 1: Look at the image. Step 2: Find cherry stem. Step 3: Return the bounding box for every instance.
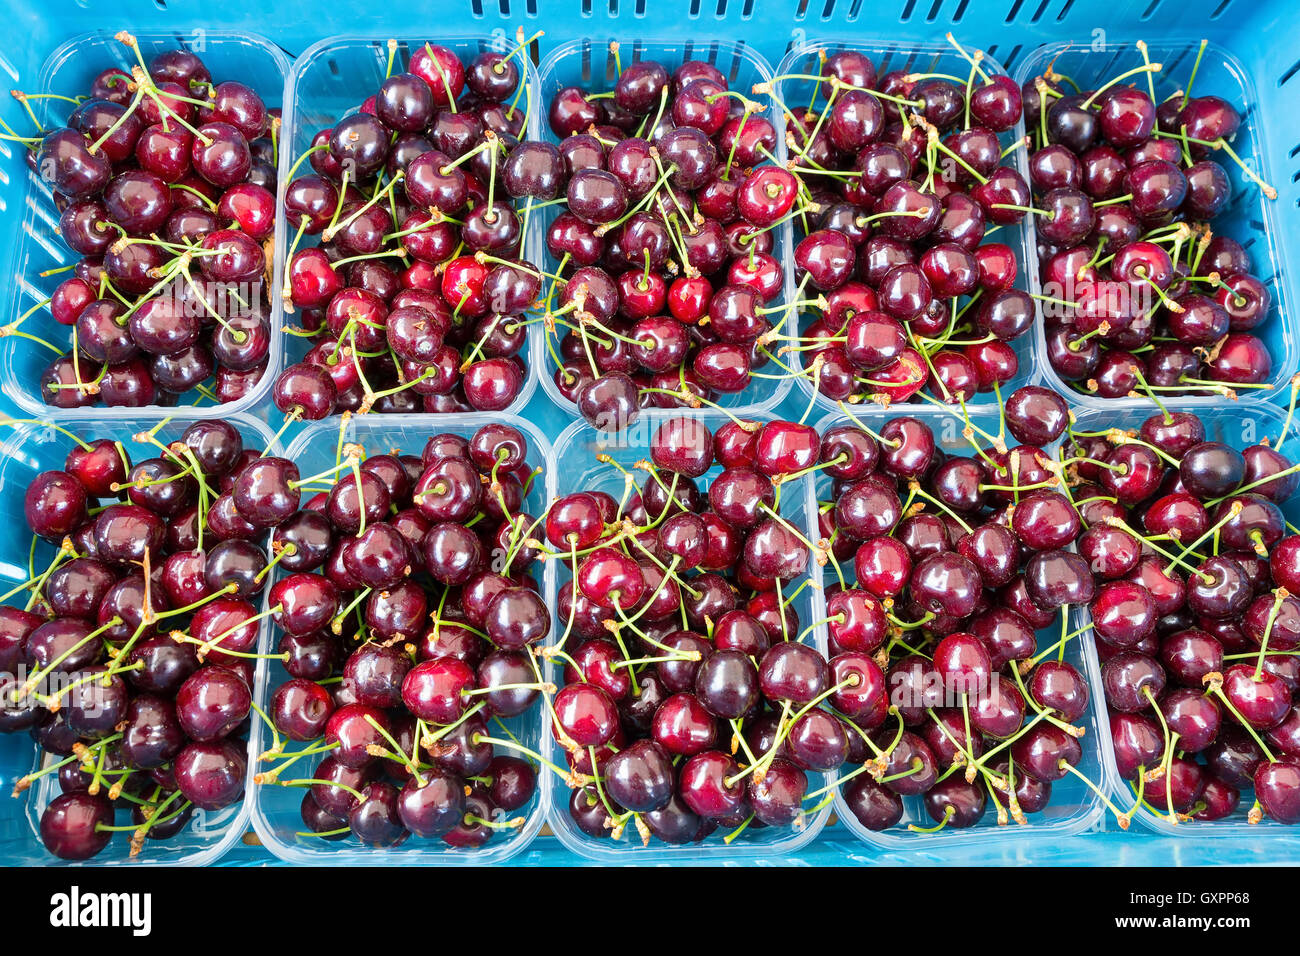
[1205,679,1277,762]
[908,804,953,833]
[1058,760,1134,829]
[1180,39,1209,111]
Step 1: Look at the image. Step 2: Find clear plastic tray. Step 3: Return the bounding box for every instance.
[1,31,292,422]
[542,410,832,861]
[1070,400,1300,836]
[0,412,279,865]
[1015,40,1295,410]
[772,38,1042,418]
[530,37,794,421]
[247,411,556,864]
[276,35,542,417]
[811,403,1114,849]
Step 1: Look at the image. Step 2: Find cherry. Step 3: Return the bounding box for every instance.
[652,691,719,757]
[1091,581,1157,648]
[602,739,674,814]
[400,657,474,725]
[1025,549,1095,608]
[24,470,88,541]
[40,792,114,860]
[694,649,760,720]
[922,777,987,828]
[1102,651,1166,713]
[1221,663,1291,730]
[271,678,334,742]
[678,750,745,820]
[394,770,465,838]
[910,552,982,619]
[841,775,904,832]
[1143,756,1206,815]
[554,683,620,748]
[176,665,252,742]
[1254,757,1300,823]
[759,642,828,704]
[173,738,246,810]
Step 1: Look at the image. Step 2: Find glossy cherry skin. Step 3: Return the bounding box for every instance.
[401,658,474,725]
[1102,651,1166,713]
[1011,723,1082,782]
[173,738,247,811]
[553,682,620,748]
[175,666,252,742]
[1255,757,1300,823]
[271,678,335,742]
[40,792,114,860]
[758,642,829,704]
[650,692,717,757]
[603,739,675,813]
[1091,581,1157,648]
[678,750,745,820]
[1221,663,1292,730]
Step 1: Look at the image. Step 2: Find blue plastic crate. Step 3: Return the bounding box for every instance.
[1,0,1299,867]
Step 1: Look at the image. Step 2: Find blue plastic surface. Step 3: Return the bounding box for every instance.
[1,0,1298,866]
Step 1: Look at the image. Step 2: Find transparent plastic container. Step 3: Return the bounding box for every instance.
[1070,400,1300,837]
[530,38,794,421]
[543,410,833,862]
[276,35,542,417]
[247,411,556,864]
[811,404,1114,849]
[772,39,1043,418]
[0,412,278,866]
[1015,40,1296,410]
[1,31,292,422]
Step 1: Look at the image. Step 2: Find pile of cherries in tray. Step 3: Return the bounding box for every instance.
[275,33,541,419]
[759,39,1037,406]
[1,419,267,860]
[544,416,837,845]
[1025,50,1278,398]
[14,34,278,409]
[535,48,795,431]
[256,423,549,848]
[1065,407,1300,824]
[814,387,1114,832]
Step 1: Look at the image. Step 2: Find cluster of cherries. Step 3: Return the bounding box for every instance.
[1025,47,1278,398]
[1065,405,1300,825]
[762,38,1036,406]
[535,48,796,431]
[2,419,268,860]
[543,416,836,844]
[811,387,1111,831]
[275,33,541,419]
[9,34,278,409]
[256,424,549,849]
